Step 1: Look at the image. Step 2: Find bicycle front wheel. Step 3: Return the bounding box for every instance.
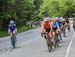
[11,37,16,49]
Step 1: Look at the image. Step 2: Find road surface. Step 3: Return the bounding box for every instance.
[0,24,75,57]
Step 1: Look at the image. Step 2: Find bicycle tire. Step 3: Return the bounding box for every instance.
[63,29,66,37]
[11,37,16,49]
[55,33,59,48]
[67,25,70,32]
[47,39,52,52]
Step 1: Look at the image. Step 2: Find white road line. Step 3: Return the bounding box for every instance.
[65,32,75,57]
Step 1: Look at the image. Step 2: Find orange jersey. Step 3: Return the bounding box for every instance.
[41,21,52,30]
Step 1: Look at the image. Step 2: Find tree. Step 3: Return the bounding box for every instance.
[0,0,16,30]
[39,0,75,18]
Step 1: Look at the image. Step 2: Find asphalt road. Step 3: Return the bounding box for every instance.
[0,24,75,57]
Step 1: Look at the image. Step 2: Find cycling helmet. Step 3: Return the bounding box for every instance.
[46,17,51,21]
[62,19,65,21]
[52,18,56,22]
[44,17,49,22]
[60,17,63,19]
[10,20,15,24]
[56,17,59,20]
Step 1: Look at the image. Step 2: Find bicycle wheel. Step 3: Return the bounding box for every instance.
[11,37,16,49]
[47,39,52,52]
[67,25,70,32]
[63,28,66,37]
[55,33,59,48]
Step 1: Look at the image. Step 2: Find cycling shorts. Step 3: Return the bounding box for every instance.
[46,28,51,33]
[52,27,58,32]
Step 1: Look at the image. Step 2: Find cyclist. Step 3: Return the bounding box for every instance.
[65,17,69,24]
[41,17,55,48]
[52,18,60,36]
[56,17,62,40]
[52,18,60,47]
[65,18,70,32]
[48,17,54,41]
[62,19,67,37]
[8,20,17,48]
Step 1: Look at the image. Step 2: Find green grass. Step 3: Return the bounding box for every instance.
[0,26,35,38]
[0,31,8,38]
[17,26,34,33]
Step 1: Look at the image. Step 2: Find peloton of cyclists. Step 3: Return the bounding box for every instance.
[41,16,68,49]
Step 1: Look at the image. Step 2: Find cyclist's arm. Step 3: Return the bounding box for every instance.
[14,24,17,33]
[41,23,46,33]
[8,25,11,34]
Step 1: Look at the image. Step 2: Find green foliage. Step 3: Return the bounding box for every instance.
[39,0,75,18]
[0,0,16,19]
[0,26,34,37]
[0,0,43,30]
[1,0,75,30]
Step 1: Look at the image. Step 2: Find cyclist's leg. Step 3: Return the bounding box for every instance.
[57,29,62,40]
[59,30,62,40]
[52,30,55,38]
[48,32,53,43]
[13,30,17,42]
[53,29,59,48]
[55,29,59,41]
[49,32,55,49]
[67,23,70,32]
[63,25,66,37]
[10,33,13,39]
[10,33,14,46]
[11,31,17,48]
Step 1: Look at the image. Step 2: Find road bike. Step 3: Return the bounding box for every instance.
[67,23,70,32]
[11,33,16,49]
[54,30,59,48]
[41,32,53,52]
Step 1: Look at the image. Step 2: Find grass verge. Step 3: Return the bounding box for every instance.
[0,26,35,38]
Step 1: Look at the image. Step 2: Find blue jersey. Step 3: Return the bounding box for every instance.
[8,24,16,32]
[52,22,59,28]
[58,21,62,27]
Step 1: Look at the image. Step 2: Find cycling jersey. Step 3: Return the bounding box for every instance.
[52,22,59,31]
[52,22,59,28]
[41,21,52,33]
[8,24,16,33]
[57,21,62,29]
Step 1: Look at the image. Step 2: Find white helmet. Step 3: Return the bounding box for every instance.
[56,17,58,19]
[56,17,59,20]
[44,17,48,22]
[62,19,65,21]
[10,20,14,24]
[60,17,63,19]
[47,17,51,21]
